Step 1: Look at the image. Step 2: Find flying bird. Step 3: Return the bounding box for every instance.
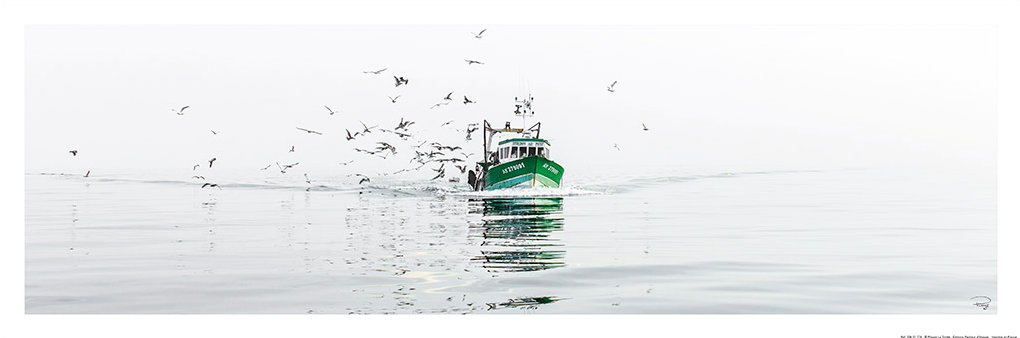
[472,29,487,39]
[260,164,272,170]
[345,129,360,141]
[444,92,454,101]
[192,175,206,180]
[289,145,295,153]
[193,164,200,171]
[210,130,219,135]
[276,162,299,173]
[441,120,454,127]
[201,183,221,189]
[324,105,339,115]
[388,95,401,103]
[363,68,387,74]
[607,80,617,93]
[353,148,374,155]
[395,118,415,130]
[393,76,409,87]
[352,173,371,184]
[463,96,474,105]
[642,123,649,131]
[360,121,376,134]
[69,150,78,156]
[339,160,354,166]
[208,158,217,168]
[614,143,621,151]
[465,60,484,65]
[376,142,397,154]
[431,168,446,180]
[304,173,311,184]
[430,102,449,109]
[84,170,90,178]
[296,127,322,135]
[455,165,467,173]
[434,145,462,151]
[173,106,189,115]
[466,125,478,140]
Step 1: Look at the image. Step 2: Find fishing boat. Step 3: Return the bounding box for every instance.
[467,96,565,191]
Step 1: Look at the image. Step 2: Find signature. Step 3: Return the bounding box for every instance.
[970,296,991,310]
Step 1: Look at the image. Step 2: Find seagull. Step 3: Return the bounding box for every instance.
[210,130,219,135]
[465,60,484,65]
[376,142,397,154]
[345,129,360,141]
[388,95,401,103]
[289,145,295,153]
[395,118,415,130]
[360,121,376,134]
[430,102,449,109]
[324,105,339,115]
[69,150,78,156]
[441,120,455,127]
[642,123,649,131]
[444,92,454,101]
[84,170,90,178]
[193,164,200,170]
[455,165,467,173]
[613,143,621,150]
[466,126,478,140]
[208,157,217,168]
[431,168,446,180]
[277,162,299,173]
[296,127,322,135]
[173,106,189,115]
[434,145,462,152]
[392,130,412,139]
[393,76,409,87]
[201,183,221,189]
[192,175,206,180]
[363,68,387,74]
[352,173,370,184]
[607,80,617,93]
[339,160,354,166]
[463,96,474,105]
[304,173,311,184]
[260,164,272,170]
[353,148,378,155]
[472,29,487,39]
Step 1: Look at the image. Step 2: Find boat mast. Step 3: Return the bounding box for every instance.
[514,95,534,136]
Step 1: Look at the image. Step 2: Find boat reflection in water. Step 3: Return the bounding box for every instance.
[468,197,566,273]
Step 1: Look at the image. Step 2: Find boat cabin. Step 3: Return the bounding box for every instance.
[495,138,551,163]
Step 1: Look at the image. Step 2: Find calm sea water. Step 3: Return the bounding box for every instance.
[24,167,997,314]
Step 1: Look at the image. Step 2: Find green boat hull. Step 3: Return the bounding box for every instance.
[485,156,564,190]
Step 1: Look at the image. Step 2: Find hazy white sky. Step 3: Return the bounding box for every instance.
[25,25,996,178]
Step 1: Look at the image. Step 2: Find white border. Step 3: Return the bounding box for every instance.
[1,1,1016,337]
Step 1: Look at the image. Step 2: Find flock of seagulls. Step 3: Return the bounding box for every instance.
[69,28,650,187]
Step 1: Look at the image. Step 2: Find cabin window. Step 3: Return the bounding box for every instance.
[510,147,518,158]
[537,148,545,157]
[528,147,536,157]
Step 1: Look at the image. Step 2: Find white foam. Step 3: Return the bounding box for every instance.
[449,185,604,198]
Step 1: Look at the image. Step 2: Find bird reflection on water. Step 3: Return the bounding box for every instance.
[468,197,566,273]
